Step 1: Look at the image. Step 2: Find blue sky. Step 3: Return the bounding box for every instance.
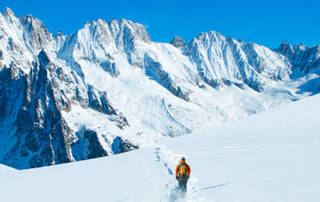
[1,0,319,48]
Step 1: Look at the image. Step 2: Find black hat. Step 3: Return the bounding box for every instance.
[181,157,185,160]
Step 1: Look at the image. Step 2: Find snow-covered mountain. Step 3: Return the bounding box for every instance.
[0,7,319,169]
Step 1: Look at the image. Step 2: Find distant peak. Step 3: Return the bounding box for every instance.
[21,15,49,34]
[278,40,290,50]
[120,18,134,24]
[109,18,131,26]
[120,18,128,23]
[3,7,15,17]
[196,30,225,42]
[278,41,310,52]
[297,43,306,50]
[22,15,34,23]
[170,35,185,48]
[281,40,288,46]
[89,18,107,26]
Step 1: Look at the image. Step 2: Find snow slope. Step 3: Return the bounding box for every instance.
[0,164,16,173]
[1,94,319,202]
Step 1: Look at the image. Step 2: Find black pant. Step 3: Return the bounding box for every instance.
[178,175,188,192]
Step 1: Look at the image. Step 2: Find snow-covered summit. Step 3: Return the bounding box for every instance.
[184,31,292,91]
[0,8,319,169]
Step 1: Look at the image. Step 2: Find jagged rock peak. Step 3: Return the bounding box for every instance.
[281,40,288,46]
[278,40,291,51]
[20,14,47,30]
[278,41,309,53]
[279,40,288,48]
[2,7,20,24]
[79,18,151,43]
[198,30,225,40]
[3,7,15,17]
[170,35,185,48]
[112,18,151,43]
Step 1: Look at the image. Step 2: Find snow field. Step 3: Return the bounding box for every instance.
[1,94,320,201]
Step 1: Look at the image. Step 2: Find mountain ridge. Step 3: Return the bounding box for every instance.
[0,7,319,169]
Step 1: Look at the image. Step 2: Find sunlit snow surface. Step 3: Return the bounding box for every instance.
[1,94,320,202]
[0,164,16,173]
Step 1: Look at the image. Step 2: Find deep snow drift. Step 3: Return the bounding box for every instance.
[1,94,319,202]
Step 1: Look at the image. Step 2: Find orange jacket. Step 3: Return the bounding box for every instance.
[175,160,191,177]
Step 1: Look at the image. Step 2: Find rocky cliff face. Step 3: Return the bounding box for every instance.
[277,41,320,75]
[0,8,319,169]
[183,31,291,92]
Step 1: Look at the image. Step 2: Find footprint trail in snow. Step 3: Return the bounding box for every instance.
[155,147,201,201]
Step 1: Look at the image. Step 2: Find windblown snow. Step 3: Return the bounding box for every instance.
[1,93,320,202]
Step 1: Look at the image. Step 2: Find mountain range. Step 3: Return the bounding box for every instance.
[0,7,319,169]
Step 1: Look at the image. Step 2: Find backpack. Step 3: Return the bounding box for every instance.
[179,163,188,176]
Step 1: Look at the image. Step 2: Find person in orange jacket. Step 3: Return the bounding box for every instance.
[175,157,191,192]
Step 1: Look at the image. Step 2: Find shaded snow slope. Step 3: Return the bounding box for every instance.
[1,94,320,202]
[0,7,319,169]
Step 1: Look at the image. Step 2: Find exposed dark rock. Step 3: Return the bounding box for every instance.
[144,53,190,101]
[170,35,185,48]
[0,51,76,169]
[87,85,117,115]
[100,60,120,77]
[87,85,130,129]
[277,42,320,75]
[83,129,108,159]
[71,128,108,161]
[111,136,138,154]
